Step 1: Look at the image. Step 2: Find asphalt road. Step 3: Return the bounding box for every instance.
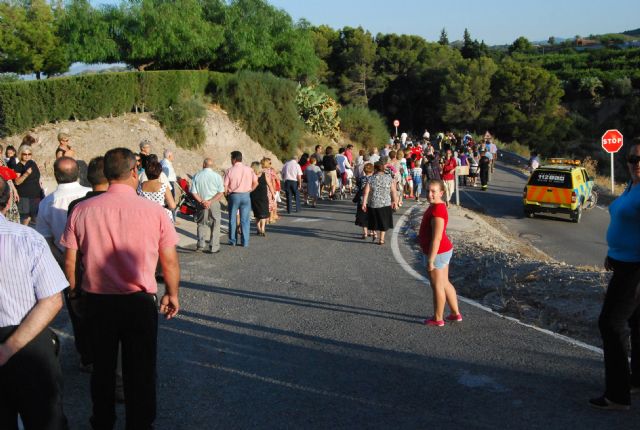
[458,163,610,267]
[53,195,637,429]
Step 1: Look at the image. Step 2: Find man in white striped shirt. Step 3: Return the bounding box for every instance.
[0,177,69,429]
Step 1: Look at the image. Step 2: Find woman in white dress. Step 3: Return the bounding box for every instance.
[138,160,176,222]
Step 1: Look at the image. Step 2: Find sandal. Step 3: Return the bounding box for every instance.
[378,240,385,245]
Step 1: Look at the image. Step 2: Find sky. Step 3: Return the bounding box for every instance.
[93,0,640,45]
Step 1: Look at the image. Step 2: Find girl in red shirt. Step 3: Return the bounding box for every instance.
[418,179,462,326]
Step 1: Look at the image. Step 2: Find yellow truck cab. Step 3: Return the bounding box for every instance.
[523,159,597,223]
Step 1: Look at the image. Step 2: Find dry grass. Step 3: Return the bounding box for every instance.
[496,140,530,158]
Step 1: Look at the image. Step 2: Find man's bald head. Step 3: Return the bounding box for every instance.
[203,158,214,168]
[53,156,79,184]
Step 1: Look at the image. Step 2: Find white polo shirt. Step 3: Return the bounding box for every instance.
[281,159,303,181]
[36,181,92,252]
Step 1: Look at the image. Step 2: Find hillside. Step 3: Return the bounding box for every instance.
[622,28,640,37]
[2,105,283,188]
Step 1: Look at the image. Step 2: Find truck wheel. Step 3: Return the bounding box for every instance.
[571,205,582,223]
[524,208,534,218]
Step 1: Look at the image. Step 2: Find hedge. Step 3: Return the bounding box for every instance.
[0,70,222,136]
[0,69,386,159]
[216,71,306,158]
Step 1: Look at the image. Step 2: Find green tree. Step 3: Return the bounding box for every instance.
[310,24,339,82]
[214,0,319,81]
[371,40,462,132]
[487,59,568,149]
[508,36,534,55]
[116,0,223,70]
[547,36,556,46]
[0,0,68,78]
[460,28,485,59]
[333,26,377,106]
[438,28,449,46]
[441,56,498,129]
[578,76,603,106]
[57,0,120,64]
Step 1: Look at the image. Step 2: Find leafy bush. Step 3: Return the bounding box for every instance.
[136,70,211,112]
[0,73,138,136]
[338,106,388,149]
[154,95,207,150]
[0,70,217,136]
[296,85,341,140]
[216,71,305,158]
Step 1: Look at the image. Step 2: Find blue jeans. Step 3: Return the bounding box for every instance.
[284,180,301,213]
[227,192,251,247]
[412,173,422,197]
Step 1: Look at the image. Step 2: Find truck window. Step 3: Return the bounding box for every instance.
[528,170,572,188]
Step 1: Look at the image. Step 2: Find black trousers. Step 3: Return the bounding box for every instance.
[0,326,68,430]
[64,287,93,366]
[598,258,640,404]
[284,180,301,213]
[86,292,158,430]
[479,169,489,187]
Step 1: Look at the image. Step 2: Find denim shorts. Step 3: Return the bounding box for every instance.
[435,250,453,269]
[423,249,453,270]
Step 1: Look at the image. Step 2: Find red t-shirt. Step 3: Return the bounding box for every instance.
[442,158,457,180]
[418,203,453,255]
[410,146,423,161]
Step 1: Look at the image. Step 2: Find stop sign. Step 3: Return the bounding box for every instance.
[393,119,400,127]
[602,129,623,153]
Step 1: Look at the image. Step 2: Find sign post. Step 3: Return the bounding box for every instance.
[601,129,624,194]
[393,119,400,137]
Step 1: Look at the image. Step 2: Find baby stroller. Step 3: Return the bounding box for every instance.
[177,177,200,220]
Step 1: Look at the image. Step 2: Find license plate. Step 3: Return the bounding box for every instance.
[539,203,557,208]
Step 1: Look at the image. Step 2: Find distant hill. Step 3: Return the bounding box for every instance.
[622,28,640,37]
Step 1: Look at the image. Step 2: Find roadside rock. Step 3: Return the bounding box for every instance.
[403,204,608,347]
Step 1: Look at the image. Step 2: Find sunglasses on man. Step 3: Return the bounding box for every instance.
[627,155,640,165]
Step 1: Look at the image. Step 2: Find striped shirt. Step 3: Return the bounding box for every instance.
[0,214,68,327]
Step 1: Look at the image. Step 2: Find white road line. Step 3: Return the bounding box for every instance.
[391,206,428,284]
[390,205,603,356]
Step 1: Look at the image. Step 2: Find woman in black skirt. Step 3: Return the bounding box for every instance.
[354,162,374,239]
[250,162,270,236]
[361,161,399,245]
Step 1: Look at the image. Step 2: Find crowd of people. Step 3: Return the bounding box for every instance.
[0,128,490,428]
[1,127,638,429]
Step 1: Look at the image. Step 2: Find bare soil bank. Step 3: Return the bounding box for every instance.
[2,105,283,189]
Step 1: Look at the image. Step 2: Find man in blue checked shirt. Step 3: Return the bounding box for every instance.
[0,177,69,429]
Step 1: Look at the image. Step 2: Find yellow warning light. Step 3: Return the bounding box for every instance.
[548,158,581,166]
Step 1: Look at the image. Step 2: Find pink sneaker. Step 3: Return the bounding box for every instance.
[424,318,445,327]
[446,313,463,322]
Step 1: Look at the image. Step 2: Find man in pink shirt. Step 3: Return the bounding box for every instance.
[61,147,180,430]
[224,151,257,247]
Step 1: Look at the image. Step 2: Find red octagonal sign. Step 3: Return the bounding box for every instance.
[602,129,623,153]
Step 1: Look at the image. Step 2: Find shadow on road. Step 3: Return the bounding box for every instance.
[181,282,424,323]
